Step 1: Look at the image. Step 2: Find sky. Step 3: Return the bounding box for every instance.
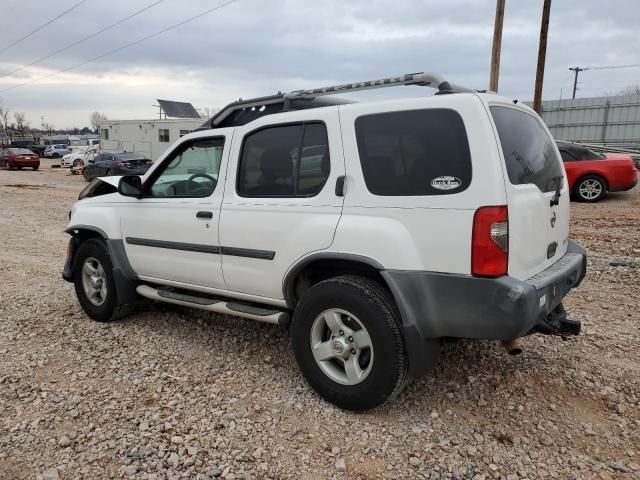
[0,0,638,129]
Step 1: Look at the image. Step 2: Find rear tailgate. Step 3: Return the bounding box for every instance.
[490,104,570,281]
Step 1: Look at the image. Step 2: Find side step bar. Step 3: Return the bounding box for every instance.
[136,285,290,327]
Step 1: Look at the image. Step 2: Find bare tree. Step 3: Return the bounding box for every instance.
[41,119,54,135]
[619,84,640,95]
[0,99,10,141]
[200,107,217,119]
[14,111,29,135]
[89,111,107,133]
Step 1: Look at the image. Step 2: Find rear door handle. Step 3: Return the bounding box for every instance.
[196,211,213,219]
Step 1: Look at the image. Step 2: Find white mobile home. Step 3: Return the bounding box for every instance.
[98,118,204,161]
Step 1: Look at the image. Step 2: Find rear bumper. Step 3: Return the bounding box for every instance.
[382,240,587,375]
[13,160,40,167]
[610,177,637,192]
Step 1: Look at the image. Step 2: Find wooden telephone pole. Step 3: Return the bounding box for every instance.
[533,0,552,113]
[489,0,506,92]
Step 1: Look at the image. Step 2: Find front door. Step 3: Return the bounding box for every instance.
[120,132,232,290]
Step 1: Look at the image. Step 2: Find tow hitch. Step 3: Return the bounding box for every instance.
[534,303,581,338]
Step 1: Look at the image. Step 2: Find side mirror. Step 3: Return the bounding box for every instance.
[118,175,142,198]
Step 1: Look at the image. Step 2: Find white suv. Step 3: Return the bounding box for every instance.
[62,73,586,411]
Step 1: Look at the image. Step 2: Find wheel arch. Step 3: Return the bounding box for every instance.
[282,253,386,309]
[64,226,140,304]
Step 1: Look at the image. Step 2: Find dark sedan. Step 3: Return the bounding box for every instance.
[83,152,152,182]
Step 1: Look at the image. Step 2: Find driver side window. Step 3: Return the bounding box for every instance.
[147,137,225,198]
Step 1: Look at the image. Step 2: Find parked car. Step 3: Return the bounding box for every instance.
[6,140,46,157]
[43,144,70,158]
[556,141,638,202]
[0,148,40,170]
[62,72,586,411]
[61,146,99,168]
[82,151,152,181]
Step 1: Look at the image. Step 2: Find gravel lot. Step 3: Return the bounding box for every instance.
[1,160,639,480]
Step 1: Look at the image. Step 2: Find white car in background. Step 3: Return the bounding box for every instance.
[61,147,99,168]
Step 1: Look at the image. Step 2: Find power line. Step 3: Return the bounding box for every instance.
[584,63,640,71]
[0,0,166,80]
[0,0,240,94]
[0,0,90,56]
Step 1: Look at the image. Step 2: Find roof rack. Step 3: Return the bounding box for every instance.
[201,72,474,130]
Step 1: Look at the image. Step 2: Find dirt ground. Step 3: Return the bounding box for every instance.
[0,159,638,480]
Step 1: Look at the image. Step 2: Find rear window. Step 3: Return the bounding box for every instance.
[490,106,563,193]
[10,148,33,154]
[355,109,472,196]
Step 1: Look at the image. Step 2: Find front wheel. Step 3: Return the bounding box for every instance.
[73,238,132,322]
[574,175,607,202]
[291,275,410,411]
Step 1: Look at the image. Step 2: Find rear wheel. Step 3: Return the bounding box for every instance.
[291,275,409,411]
[52,153,60,158]
[73,238,132,322]
[574,175,607,202]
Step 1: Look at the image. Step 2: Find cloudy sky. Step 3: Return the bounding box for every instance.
[0,0,638,129]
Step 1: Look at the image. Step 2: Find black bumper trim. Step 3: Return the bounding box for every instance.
[382,240,587,376]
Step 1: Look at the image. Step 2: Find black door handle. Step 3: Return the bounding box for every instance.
[335,175,346,196]
[196,211,213,219]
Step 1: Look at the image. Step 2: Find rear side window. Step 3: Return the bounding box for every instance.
[490,106,563,192]
[238,122,330,197]
[355,109,472,196]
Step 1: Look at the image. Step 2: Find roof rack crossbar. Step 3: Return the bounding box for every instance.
[209,72,473,128]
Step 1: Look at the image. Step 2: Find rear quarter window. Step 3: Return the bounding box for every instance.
[355,109,472,196]
[490,106,563,192]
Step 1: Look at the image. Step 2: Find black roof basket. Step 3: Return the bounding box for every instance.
[198,72,474,130]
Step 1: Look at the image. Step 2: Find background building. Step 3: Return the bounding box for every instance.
[98,118,204,160]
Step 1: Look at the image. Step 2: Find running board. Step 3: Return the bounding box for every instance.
[136,285,290,327]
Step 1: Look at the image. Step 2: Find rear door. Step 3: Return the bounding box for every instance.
[489,104,569,281]
[219,108,345,300]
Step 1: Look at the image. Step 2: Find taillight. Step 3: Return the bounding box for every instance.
[472,206,508,277]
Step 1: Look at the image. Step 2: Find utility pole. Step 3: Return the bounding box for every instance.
[533,0,552,114]
[489,0,506,92]
[569,66,584,99]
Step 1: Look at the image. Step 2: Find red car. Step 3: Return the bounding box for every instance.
[0,148,40,171]
[557,142,638,202]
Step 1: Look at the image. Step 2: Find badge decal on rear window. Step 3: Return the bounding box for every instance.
[430,176,462,191]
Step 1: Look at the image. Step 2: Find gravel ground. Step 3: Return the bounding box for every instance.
[1,160,639,480]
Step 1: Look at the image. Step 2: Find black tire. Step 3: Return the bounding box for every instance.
[105,169,111,176]
[73,238,132,322]
[291,275,409,411]
[573,174,607,202]
[33,166,38,171]
[52,153,60,158]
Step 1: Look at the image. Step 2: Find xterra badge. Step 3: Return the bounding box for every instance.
[431,176,461,191]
